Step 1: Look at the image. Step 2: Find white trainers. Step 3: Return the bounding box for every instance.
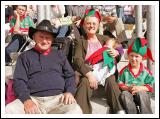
[117,110,126,114]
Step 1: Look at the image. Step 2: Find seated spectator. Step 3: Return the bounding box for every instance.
[92,5,128,43]
[73,8,125,114]
[51,17,70,38]
[122,5,135,24]
[50,5,69,38]
[5,19,82,114]
[5,5,34,65]
[118,37,154,114]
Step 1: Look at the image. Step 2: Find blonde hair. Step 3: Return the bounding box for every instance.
[107,38,121,49]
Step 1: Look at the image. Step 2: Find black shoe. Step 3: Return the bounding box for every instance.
[5,62,12,66]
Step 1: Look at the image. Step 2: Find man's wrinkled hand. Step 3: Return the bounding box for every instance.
[59,92,76,105]
[24,99,40,114]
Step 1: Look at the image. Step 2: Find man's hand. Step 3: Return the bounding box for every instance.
[51,18,62,28]
[59,92,76,105]
[86,71,98,90]
[24,99,40,114]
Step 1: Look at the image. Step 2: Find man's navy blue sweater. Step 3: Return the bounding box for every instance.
[13,48,76,103]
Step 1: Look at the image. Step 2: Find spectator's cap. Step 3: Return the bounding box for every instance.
[29,19,57,40]
[80,8,101,26]
[127,37,154,62]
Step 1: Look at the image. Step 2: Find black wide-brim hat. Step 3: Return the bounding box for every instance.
[29,19,57,40]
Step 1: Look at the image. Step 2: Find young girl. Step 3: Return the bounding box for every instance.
[118,37,155,114]
[75,38,121,86]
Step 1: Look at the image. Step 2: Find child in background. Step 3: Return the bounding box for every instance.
[118,37,155,114]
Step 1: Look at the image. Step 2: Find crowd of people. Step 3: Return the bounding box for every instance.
[5,5,154,114]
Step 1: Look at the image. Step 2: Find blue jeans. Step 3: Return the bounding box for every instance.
[123,15,135,24]
[116,7,124,19]
[52,25,69,38]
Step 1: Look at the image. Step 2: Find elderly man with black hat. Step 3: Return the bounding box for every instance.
[5,19,82,114]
